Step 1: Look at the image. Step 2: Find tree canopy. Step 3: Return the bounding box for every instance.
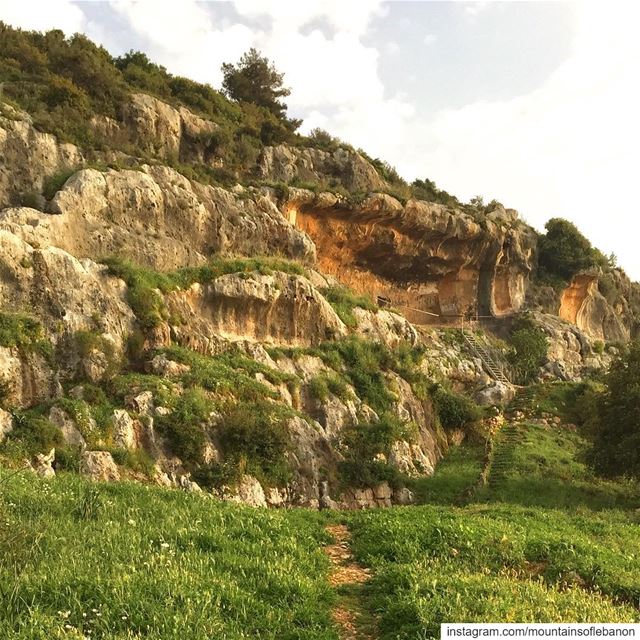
[221,48,296,127]
[538,218,596,280]
[587,340,640,479]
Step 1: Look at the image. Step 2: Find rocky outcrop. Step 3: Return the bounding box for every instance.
[166,273,347,350]
[33,448,56,478]
[559,273,632,342]
[0,103,83,208]
[0,166,314,271]
[80,450,120,482]
[534,311,612,381]
[119,93,220,165]
[258,144,386,193]
[0,408,12,443]
[281,189,537,325]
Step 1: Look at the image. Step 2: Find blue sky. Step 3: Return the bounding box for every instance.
[1,1,639,278]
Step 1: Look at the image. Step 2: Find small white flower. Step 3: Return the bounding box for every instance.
[160,542,170,549]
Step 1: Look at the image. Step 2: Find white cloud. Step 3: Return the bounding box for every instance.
[104,1,255,86]
[390,2,640,276]
[233,0,386,37]
[423,33,437,45]
[385,41,400,54]
[0,0,84,33]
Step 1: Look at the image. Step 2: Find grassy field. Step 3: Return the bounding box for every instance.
[0,471,337,639]
[347,421,640,638]
[1,420,639,638]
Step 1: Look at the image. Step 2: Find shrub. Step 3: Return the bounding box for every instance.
[191,461,242,489]
[0,312,52,358]
[587,340,640,479]
[218,400,292,485]
[338,413,414,488]
[157,388,212,465]
[506,315,548,383]
[308,372,349,402]
[508,322,548,384]
[5,411,62,456]
[538,218,598,280]
[432,386,482,432]
[593,340,605,354]
[42,168,77,200]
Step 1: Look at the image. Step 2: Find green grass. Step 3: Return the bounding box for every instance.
[0,471,338,639]
[345,418,640,637]
[410,441,485,505]
[320,286,377,328]
[348,503,640,638]
[475,422,637,510]
[510,382,585,420]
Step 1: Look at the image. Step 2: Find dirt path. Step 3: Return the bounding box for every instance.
[324,524,377,640]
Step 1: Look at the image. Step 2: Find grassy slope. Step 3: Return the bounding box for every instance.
[2,415,639,638]
[0,472,337,639]
[347,422,640,639]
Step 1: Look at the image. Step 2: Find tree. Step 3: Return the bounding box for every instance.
[507,317,548,383]
[538,218,595,280]
[221,49,294,124]
[587,341,640,478]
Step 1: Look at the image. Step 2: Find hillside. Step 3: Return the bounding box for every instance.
[0,23,639,636]
[2,388,638,637]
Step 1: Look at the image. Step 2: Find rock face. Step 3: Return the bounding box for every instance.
[258,144,386,193]
[0,168,314,271]
[281,189,537,325]
[559,273,632,342]
[120,93,220,165]
[534,312,611,381]
[166,273,347,350]
[0,103,83,208]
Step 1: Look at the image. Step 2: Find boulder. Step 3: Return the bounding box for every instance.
[113,410,137,449]
[474,381,516,406]
[48,406,87,449]
[0,408,13,443]
[232,475,267,508]
[80,451,120,482]
[33,448,55,478]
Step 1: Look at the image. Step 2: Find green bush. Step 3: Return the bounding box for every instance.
[0,312,52,358]
[42,168,77,200]
[307,372,349,402]
[508,325,548,384]
[157,388,212,465]
[538,218,600,280]
[338,413,414,488]
[587,340,640,479]
[218,400,292,486]
[593,340,605,354]
[4,411,62,456]
[432,386,482,432]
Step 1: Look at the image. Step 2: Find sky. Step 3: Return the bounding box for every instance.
[1,0,639,278]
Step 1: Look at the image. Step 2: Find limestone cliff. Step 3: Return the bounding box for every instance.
[0,89,635,507]
[282,188,537,324]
